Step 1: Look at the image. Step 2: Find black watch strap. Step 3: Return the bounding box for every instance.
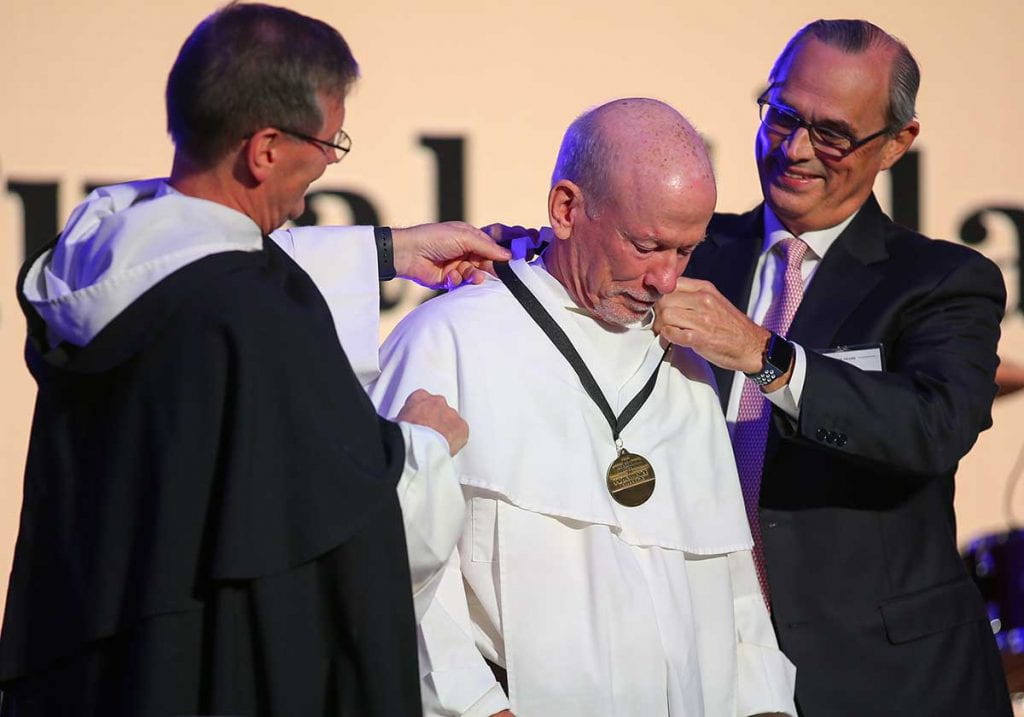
[744,331,794,387]
[374,226,396,281]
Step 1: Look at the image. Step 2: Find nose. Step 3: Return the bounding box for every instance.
[644,254,684,297]
[782,126,815,162]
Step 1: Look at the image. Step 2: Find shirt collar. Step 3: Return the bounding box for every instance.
[762,203,859,261]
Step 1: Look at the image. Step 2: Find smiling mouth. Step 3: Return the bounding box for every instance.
[775,166,823,188]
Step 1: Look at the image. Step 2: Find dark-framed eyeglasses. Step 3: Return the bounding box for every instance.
[279,126,352,164]
[757,95,891,160]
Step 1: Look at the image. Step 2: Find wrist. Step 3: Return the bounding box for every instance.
[744,331,794,388]
[388,226,417,278]
[742,326,773,374]
[374,226,397,281]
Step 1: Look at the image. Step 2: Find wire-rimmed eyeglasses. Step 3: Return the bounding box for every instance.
[279,126,352,164]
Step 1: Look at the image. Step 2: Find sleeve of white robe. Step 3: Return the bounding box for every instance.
[372,306,510,715]
[417,551,512,716]
[729,549,798,716]
[269,225,381,386]
[271,225,467,617]
[397,421,469,619]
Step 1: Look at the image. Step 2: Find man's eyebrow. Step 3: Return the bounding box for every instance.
[623,230,660,245]
[815,117,857,136]
[774,93,857,136]
[682,234,708,252]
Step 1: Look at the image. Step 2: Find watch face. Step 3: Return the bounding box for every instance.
[746,332,793,385]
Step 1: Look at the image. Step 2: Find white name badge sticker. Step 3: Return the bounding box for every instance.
[820,344,884,372]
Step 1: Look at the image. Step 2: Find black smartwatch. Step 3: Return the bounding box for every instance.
[744,331,794,387]
[374,226,397,281]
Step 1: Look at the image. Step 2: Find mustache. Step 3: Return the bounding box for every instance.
[609,288,660,303]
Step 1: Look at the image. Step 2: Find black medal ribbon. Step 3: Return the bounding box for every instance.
[494,261,669,444]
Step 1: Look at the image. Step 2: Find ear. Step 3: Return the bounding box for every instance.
[879,119,919,171]
[245,127,282,183]
[548,179,585,241]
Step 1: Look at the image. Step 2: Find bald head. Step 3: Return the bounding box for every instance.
[545,98,717,326]
[551,98,714,218]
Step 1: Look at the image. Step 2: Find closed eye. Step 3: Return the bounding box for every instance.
[677,235,707,258]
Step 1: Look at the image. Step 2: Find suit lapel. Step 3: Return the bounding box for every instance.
[787,195,889,349]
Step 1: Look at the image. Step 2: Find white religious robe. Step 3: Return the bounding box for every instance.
[371,258,797,716]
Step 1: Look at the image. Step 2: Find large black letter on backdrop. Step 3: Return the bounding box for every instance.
[293,189,381,228]
[961,207,1024,315]
[419,136,465,223]
[293,189,405,312]
[889,150,920,233]
[417,136,467,304]
[8,181,59,261]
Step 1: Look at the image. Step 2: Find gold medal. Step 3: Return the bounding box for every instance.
[494,264,668,510]
[606,448,656,507]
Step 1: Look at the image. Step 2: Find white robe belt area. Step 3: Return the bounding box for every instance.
[372,258,797,716]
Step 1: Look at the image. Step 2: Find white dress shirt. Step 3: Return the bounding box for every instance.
[724,205,857,432]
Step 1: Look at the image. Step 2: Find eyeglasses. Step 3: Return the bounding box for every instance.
[279,126,352,164]
[757,95,890,160]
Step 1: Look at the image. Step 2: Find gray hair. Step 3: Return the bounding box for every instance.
[770,19,920,133]
[550,108,614,218]
[166,2,359,166]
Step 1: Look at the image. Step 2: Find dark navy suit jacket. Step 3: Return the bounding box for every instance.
[686,194,1011,716]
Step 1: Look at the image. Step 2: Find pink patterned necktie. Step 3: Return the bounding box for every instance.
[733,236,809,605]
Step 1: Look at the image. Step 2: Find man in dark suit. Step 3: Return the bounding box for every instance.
[654,18,1012,716]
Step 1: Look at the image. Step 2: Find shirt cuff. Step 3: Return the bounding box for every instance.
[763,342,806,420]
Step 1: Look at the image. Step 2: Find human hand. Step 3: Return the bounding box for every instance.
[392,222,511,289]
[480,223,551,260]
[995,357,1024,397]
[395,389,469,456]
[653,277,770,374]
[480,223,542,244]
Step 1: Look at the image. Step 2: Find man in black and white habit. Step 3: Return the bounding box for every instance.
[372,98,797,717]
[0,4,509,716]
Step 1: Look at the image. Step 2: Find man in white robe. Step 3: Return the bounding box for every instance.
[372,98,796,717]
[0,5,509,715]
